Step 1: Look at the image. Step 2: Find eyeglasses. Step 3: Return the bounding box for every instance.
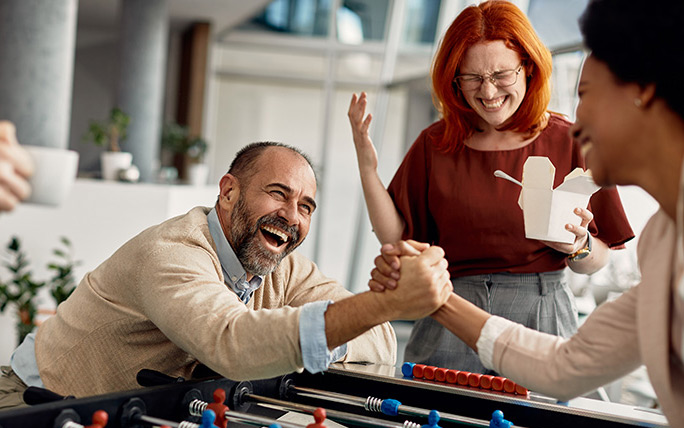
[453,64,524,91]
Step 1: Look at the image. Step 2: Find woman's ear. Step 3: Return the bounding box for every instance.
[637,83,657,108]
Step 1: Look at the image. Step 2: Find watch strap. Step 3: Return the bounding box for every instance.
[568,233,592,261]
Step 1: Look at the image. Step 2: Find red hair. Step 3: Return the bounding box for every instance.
[431,0,552,152]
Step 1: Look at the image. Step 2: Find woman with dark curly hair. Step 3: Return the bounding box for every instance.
[372,0,684,424]
[348,0,633,373]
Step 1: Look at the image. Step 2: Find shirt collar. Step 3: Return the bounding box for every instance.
[207,207,263,302]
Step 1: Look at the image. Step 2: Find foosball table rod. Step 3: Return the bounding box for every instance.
[188,393,421,428]
[188,398,301,428]
[288,385,526,428]
[119,397,229,428]
[250,394,424,428]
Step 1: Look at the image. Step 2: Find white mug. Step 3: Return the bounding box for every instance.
[23,145,79,206]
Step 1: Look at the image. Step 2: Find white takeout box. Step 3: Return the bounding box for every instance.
[515,156,599,244]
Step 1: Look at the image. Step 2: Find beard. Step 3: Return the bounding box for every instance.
[229,195,302,277]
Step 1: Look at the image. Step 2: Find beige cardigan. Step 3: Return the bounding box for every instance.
[35,207,396,397]
[487,209,684,426]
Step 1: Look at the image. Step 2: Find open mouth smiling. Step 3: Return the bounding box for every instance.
[260,224,291,248]
[480,96,506,109]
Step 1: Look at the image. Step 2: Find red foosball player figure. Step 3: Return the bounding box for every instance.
[502,378,516,394]
[207,388,229,428]
[423,366,438,380]
[490,376,505,392]
[412,364,426,378]
[84,410,108,428]
[306,407,328,428]
[479,375,494,390]
[468,373,482,388]
[445,369,459,384]
[514,383,529,396]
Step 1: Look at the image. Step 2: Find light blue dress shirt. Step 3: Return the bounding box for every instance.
[10,208,345,386]
[206,208,346,373]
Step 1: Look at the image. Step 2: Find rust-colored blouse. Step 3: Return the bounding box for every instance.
[387,114,634,278]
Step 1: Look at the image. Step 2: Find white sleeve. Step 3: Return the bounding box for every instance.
[476,316,517,370]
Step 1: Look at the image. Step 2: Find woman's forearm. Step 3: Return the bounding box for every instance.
[430,293,491,351]
[360,171,405,244]
[567,236,610,274]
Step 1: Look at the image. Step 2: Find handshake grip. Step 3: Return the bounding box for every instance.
[382,244,451,321]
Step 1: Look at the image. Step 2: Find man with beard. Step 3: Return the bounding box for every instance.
[0,142,452,407]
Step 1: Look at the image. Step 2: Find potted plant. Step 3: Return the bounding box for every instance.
[0,237,45,345]
[161,123,209,185]
[47,237,81,305]
[83,107,133,180]
[0,236,81,346]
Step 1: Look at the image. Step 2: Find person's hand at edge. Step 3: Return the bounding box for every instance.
[0,121,34,212]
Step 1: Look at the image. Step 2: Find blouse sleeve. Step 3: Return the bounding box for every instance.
[587,187,635,248]
[490,285,642,401]
[387,128,436,243]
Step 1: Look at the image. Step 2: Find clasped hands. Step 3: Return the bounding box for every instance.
[369,240,452,320]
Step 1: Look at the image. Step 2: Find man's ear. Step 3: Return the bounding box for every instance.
[218,174,239,211]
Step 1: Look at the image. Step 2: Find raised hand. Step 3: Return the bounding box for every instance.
[347,92,406,244]
[348,92,378,174]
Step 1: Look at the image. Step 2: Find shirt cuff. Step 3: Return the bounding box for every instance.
[10,331,44,388]
[476,316,515,371]
[299,300,348,373]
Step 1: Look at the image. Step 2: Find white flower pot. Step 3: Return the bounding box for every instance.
[101,151,133,181]
[187,163,209,186]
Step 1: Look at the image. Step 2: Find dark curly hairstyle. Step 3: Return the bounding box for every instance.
[579,0,684,120]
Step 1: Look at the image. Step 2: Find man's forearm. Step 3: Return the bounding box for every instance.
[324,291,393,349]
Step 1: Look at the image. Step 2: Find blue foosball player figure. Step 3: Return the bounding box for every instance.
[401,362,415,378]
[200,409,216,428]
[421,409,441,428]
[489,410,512,428]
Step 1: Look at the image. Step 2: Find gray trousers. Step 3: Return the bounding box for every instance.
[0,366,28,410]
[404,270,578,374]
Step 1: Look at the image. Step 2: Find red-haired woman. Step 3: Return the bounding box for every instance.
[348,0,634,373]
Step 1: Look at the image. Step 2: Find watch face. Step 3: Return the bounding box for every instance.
[571,249,590,261]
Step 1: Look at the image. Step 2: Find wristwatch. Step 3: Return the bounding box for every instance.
[568,233,592,261]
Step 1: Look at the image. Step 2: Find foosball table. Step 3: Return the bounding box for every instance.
[0,362,669,428]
